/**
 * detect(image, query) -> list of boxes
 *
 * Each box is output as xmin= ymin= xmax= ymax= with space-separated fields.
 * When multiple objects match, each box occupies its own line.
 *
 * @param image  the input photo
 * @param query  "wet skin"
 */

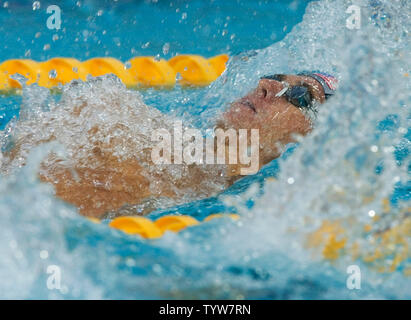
xmin=12 ymin=74 xmax=327 ymax=217
xmin=222 ymin=74 xmax=326 ymax=166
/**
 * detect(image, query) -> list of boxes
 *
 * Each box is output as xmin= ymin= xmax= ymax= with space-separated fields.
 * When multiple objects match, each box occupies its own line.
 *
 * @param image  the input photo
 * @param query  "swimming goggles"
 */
xmin=260 ymin=72 xmax=338 ymax=110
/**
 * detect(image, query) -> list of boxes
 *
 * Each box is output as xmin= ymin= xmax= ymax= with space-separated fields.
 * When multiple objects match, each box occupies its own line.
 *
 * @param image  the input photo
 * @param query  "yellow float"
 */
xmin=208 ymin=54 xmax=229 ymax=76
xmin=38 ymin=58 xmax=88 ymax=88
xmin=82 ymin=57 xmax=135 ymax=87
xmin=0 ymin=59 xmax=42 ymax=89
xmin=88 ymin=213 xmax=239 ymax=239
xmin=204 ymin=213 xmax=240 ymax=222
xmin=154 ymin=215 xmax=199 ymax=233
xmin=128 ymin=56 xmax=176 ymax=87
xmin=168 ymin=54 xmax=218 ymax=86
xmin=109 ymin=216 xmax=163 ymax=239
xmin=0 ymin=54 xmax=229 ymax=93
xmin=306 ymin=202 xmax=411 ymax=276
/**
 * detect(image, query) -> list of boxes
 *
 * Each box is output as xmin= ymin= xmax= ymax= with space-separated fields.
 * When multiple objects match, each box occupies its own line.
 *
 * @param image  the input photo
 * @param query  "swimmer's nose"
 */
xmin=256 ymin=78 xmax=285 ymax=102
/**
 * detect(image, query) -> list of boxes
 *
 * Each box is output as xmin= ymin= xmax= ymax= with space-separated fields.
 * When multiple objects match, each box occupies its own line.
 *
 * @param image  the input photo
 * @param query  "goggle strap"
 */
xmin=299 ymin=72 xmax=338 ymax=98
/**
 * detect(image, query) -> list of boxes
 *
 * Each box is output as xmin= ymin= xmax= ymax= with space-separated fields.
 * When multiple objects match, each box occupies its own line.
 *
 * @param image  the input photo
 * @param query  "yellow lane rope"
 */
xmin=0 ymin=54 xmax=229 ymax=92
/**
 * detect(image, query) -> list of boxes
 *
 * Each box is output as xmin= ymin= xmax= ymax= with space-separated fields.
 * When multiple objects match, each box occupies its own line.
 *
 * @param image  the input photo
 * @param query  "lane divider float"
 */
xmin=0 ymin=54 xmax=229 ymax=92
xmin=306 ymin=200 xmax=411 ymax=276
xmin=88 ymin=201 xmax=410 ymax=275
xmin=89 ymin=213 xmax=239 ymax=239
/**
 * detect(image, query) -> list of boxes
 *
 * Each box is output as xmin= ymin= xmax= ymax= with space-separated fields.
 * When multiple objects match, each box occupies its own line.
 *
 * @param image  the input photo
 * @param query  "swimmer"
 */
xmin=220 ymin=73 xmax=337 ymax=172
xmin=1 ymin=72 xmax=337 ymax=218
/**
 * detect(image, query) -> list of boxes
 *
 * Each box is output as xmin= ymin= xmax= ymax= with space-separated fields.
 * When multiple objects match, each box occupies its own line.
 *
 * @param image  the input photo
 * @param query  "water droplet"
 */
xmin=368 ymin=210 xmax=376 ymax=217
xmin=3 ymin=2 xmax=9 ymax=8
xmin=162 ymin=43 xmax=170 ymax=55
xmin=48 ymin=69 xmax=57 ymax=79
xmin=181 ymin=12 xmax=187 ymax=20
xmin=370 ymin=145 xmax=378 ymax=152
xmin=43 ymin=44 xmax=50 ymax=51
xmin=154 ymin=54 xmax=160 ymax=61
xmin=125 ymin=258 xmax=136 ymax=267
xmin=35 ymin=32 xmax=41 ymax=38
xmin=124 ymin=61 xmax=131 ymax=70
xmin=142 ymin=42 xmax=150 ymax=49
xmin=287 ymin=177 xmax=295 ymax=184
xmin=97 ymin=9 xmax=103 ymax=16
xmin=40 ymin=250 xmax=48 ymax=259
xmin=32 ymin=1 xmax=40 ymax=10
xmin=152 ymin=264 xmax=162 ymax=274
xmin=52 ymin=34 xmax=59 ymax=42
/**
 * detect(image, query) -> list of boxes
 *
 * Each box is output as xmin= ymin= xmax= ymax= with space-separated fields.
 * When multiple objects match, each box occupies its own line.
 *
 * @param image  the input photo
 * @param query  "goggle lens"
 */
xmin=260 ymin=74 xmax=313 ymax=109
xmin=286 ymin=86 xmax=312 ymax=109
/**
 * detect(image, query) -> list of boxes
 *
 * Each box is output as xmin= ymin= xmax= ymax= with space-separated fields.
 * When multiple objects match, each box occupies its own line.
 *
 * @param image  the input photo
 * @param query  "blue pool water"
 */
xmin=0 ymin=0 xmax=410 ymax=299
xmin=0 ymin=0 xmax=309 ymax=60
xmin=0 ymin=0 xmax=310 ymax=129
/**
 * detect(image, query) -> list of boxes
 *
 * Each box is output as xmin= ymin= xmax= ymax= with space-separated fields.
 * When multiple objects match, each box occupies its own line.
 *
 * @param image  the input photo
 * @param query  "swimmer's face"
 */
xmin=222 ymin=74 xmax=326 ymax=164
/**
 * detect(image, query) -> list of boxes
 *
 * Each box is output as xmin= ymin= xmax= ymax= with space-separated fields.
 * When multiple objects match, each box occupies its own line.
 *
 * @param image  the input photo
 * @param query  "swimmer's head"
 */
xmin=221 ymin=73 xmax=338 ymax=165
